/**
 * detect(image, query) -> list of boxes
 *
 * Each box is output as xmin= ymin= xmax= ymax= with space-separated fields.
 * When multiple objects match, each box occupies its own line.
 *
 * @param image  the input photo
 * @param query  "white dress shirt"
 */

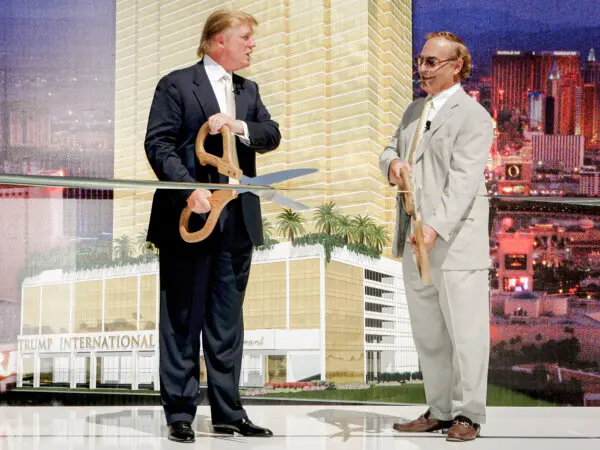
xmin=409 ymin=83 xmax=462 ymax=151
xmin=203 ymin=55 xmax=250 ymax=144
xmin=426 ymin=82 xmax=462 ymax=122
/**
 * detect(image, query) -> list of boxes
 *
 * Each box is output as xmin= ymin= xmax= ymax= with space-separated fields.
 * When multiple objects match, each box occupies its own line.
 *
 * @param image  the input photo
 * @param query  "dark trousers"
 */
xmin=158 ymin=200 xmax=253 ymax=425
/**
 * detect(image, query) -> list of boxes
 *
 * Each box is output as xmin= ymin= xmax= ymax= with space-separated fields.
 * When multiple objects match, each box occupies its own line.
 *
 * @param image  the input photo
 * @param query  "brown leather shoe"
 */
xmin=393 ymin=410 xmax=452 ymax=433
xmin=446 ymin=416 xmax=481 ymax=442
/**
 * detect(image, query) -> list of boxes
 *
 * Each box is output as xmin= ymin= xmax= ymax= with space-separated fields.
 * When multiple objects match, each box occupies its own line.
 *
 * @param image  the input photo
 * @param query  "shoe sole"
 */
xmin=167 ymin=436 xmax=196 ymax=443
xmin=393 ymin=427 xmax=450 ymax=434
xmin=446 ymin=430 xmax=481 ymax=442
xmin=213 ymin=426 xmax=273 ymax=437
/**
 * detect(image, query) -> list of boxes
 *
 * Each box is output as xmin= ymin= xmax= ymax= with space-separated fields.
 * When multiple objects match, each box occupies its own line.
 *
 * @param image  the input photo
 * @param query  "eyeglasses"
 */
xmin=414 ymin=56 xmax=457 ymax=69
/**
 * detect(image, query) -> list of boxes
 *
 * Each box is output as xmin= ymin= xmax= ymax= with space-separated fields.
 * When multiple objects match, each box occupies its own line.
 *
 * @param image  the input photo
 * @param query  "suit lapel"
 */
xmin=192 ymin=59 xmax=220 ymax=118
xmin=192 ymin=60 xmax=250 ymax=122
xmin=402 ymin=100 xmax=424 ymax=161
xmin=233 ymin=74 xmax=248 ymax=121
xmin=414 ymin=88 xmax=464 ymax=163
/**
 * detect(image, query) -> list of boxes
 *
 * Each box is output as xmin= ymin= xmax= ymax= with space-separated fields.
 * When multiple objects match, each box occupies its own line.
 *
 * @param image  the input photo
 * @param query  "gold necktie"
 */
xmin=401 ymin=97 xmax=432 ymax=219
xmin=407 ymin=96 xmax=433 ymax=165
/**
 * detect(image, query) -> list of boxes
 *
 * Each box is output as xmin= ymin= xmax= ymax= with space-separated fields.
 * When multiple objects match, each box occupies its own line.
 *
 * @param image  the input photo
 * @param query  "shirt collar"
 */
xmin=428 ymin=82 xmax=461 ymax=110
xmin=203 ymin=54 xmax=230 ymax=82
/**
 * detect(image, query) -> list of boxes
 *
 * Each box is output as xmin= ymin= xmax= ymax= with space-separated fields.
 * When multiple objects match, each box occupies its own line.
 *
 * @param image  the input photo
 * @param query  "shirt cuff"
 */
xmin=235 ymin=121 xmax=250 ymax=145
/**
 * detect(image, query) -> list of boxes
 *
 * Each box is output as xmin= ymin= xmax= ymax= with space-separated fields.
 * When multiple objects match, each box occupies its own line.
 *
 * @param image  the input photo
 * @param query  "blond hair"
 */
xmin=197 ymin=10 xmax=258 ymax=58
xmin=425 ymin=31 xmax=471 ymax=81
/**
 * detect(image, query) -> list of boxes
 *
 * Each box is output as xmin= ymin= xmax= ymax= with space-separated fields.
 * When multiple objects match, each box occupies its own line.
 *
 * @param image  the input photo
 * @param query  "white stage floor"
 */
xmin=0 ymin=404 xmax=599 ymax=449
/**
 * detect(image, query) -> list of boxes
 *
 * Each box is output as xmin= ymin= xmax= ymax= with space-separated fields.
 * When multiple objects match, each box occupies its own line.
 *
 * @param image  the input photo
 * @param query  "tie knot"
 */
xmin=422 ymin=97 xmax=433 ymax=116
xmin=222 ymin=72 xmax=232 ymax=84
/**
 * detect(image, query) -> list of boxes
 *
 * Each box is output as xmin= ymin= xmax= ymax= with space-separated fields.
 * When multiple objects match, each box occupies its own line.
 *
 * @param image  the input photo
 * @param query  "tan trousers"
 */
xmin=403 ymin=246 xmax=490 ymax=424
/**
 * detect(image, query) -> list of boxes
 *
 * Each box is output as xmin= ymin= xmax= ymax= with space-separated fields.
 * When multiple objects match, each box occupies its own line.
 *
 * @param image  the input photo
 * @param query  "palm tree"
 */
xmin=276 ymin=208 xmax=306 ymax=242
xmin=367 ymin=224 xmax=390 ymax=251
xmin=135 ymin=228 xmax=152 ymax=255
xmin=334 ymin=215 xmax=354 ymax=243
xmin=314 ymin=201 xmax=341 ymax=235
xmin=90 ymin=240 xmax=112 ymax=263
xmin=262 ymin=217 xmax=275 ymax=244
xmin=114 ymin=235 xmax=134 ymax=261
xmin=75 ymin=243 xmax=90 ymax=267
xmin=351 ymin=215 xmax=376 ymax=245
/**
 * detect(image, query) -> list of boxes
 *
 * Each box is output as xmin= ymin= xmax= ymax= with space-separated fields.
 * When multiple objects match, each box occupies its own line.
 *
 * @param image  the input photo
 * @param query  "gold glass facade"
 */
xmin=113 ymin=0 xmax=412 ymax=255
xmin=139 ymin=275 xmax=158 ymax=331
xmin=244 ymin=262 xmax=286 ymax=329
xmin=74 ymin=280 xmax=102 ymax=333
xmin=325 ymin=261 xmax=364 ymax=382
xmin=40 ymin=284 xmax=70 ymax=334
xmin=22 ymin=273 xmax=159 ymax=336
xmin=22 ymin=286 xmax=40 ymax=335
xmin=105 ymin=277 xmax=138 ymax=332
xmin=289 ymin=259 xmax=320 ymax=329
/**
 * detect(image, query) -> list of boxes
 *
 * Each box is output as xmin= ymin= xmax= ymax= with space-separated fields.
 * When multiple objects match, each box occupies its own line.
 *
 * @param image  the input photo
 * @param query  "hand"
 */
xmin=409 ymin=224 xmax=438 ymax=252
xmin=388 ymin=159 xmax=411 ymax=186
xmin=207 ymin=113 xmax=245 ymax=136
xmin=187 ymin=189 xmax=212 ymax=214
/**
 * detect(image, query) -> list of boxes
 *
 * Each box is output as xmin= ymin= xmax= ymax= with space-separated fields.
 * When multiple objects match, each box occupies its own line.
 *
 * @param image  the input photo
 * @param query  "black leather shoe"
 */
xmin=168 ymin=421 xmax=195 ymax=443
xmin=213 ymin=417 xmax=273 ymax=437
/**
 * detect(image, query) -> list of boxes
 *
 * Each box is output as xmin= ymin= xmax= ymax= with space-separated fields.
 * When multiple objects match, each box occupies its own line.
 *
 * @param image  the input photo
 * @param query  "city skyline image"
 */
xmin=0 ymin=0 xmax=116 ymax=355
xmin=414 ymin=0 xmax=600 ymax=406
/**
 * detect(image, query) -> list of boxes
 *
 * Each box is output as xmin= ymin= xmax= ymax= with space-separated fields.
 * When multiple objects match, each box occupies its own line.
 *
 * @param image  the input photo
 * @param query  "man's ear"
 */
xmin=453 ymin=58 xmax=464 ymax=77
xmin=214 ymin=34 xmax=225 ymax=47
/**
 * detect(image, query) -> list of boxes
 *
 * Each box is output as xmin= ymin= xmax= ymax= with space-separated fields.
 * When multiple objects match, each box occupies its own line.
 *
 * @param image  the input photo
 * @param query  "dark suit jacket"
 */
xmin=144 ymin=59 xmax=281 ymax=252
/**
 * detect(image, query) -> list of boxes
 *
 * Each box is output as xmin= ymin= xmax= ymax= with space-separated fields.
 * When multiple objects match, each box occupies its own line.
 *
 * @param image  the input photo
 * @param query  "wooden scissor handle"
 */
xmin=178 ymin=123 xmax=242 ymax=243
xmin=412 ymin=215 xmax=432 ymax=285
xmin=196 ymin=122 xmax=242 ymax=179
xmin=400 ymin=166 xmax=415 ymax=216
xmin=179 ymin=190 xmax=238 ymax=243
xmin=399 ymin=165 xmax=431 ymax=285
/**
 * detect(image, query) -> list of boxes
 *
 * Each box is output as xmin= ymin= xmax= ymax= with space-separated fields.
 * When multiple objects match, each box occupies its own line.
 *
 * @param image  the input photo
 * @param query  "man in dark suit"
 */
xmin=144 ymin=10 xmax=280 ymax=443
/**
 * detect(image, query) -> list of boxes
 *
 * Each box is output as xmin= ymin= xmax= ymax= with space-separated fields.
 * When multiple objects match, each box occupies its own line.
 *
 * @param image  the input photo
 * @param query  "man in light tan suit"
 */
xmin=379 ymin=32 xmax=493 ymax=442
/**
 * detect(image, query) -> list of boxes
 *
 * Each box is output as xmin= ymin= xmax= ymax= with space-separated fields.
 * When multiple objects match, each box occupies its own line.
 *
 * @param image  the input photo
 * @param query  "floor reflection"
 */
xmin=0 ymin=405 xmax=599 ymax=450
xmin=307 ymin=408 xmax=401 ymax=440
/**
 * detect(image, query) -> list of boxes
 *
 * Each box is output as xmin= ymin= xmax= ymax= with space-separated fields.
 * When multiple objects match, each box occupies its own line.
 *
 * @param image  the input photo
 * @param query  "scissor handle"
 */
xmin=179 ymin=190 xmax=238 ymax=243
xmin=412 ymin=215 xmax=431 ymax=285
xmin=196 ymin=122 xmax=242 ymax=180
xmin=399 ymin=165 xmax=431 ymax=285
xmin=178 ymin=123 xmax=242 ymax=243
xmin=400 ymin=166 xmax=415 ymax=216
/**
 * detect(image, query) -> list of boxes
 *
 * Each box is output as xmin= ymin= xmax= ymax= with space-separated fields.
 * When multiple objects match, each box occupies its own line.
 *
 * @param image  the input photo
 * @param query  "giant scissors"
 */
xmin=400 ymin=165 xmax=431 ymax=285
xmin=179 ymin=122 xmax=316 ymax=242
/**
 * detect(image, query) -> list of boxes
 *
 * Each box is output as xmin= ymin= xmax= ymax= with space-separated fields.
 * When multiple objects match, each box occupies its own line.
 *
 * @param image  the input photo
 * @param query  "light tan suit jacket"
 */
xmin=379 ymin=88 xmax=494 ymax=270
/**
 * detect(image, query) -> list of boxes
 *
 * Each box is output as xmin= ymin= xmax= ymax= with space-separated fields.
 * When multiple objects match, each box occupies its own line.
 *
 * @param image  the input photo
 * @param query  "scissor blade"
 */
xmin=252 ymin=189 xmax=311 ymax=211
xmin=0 ymin=173 xmax=270 ymax=192
xmin=241 ymin=168 xmax=317 ymax=186
xmin=499 ymin=196 xmax=600 ymax=206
